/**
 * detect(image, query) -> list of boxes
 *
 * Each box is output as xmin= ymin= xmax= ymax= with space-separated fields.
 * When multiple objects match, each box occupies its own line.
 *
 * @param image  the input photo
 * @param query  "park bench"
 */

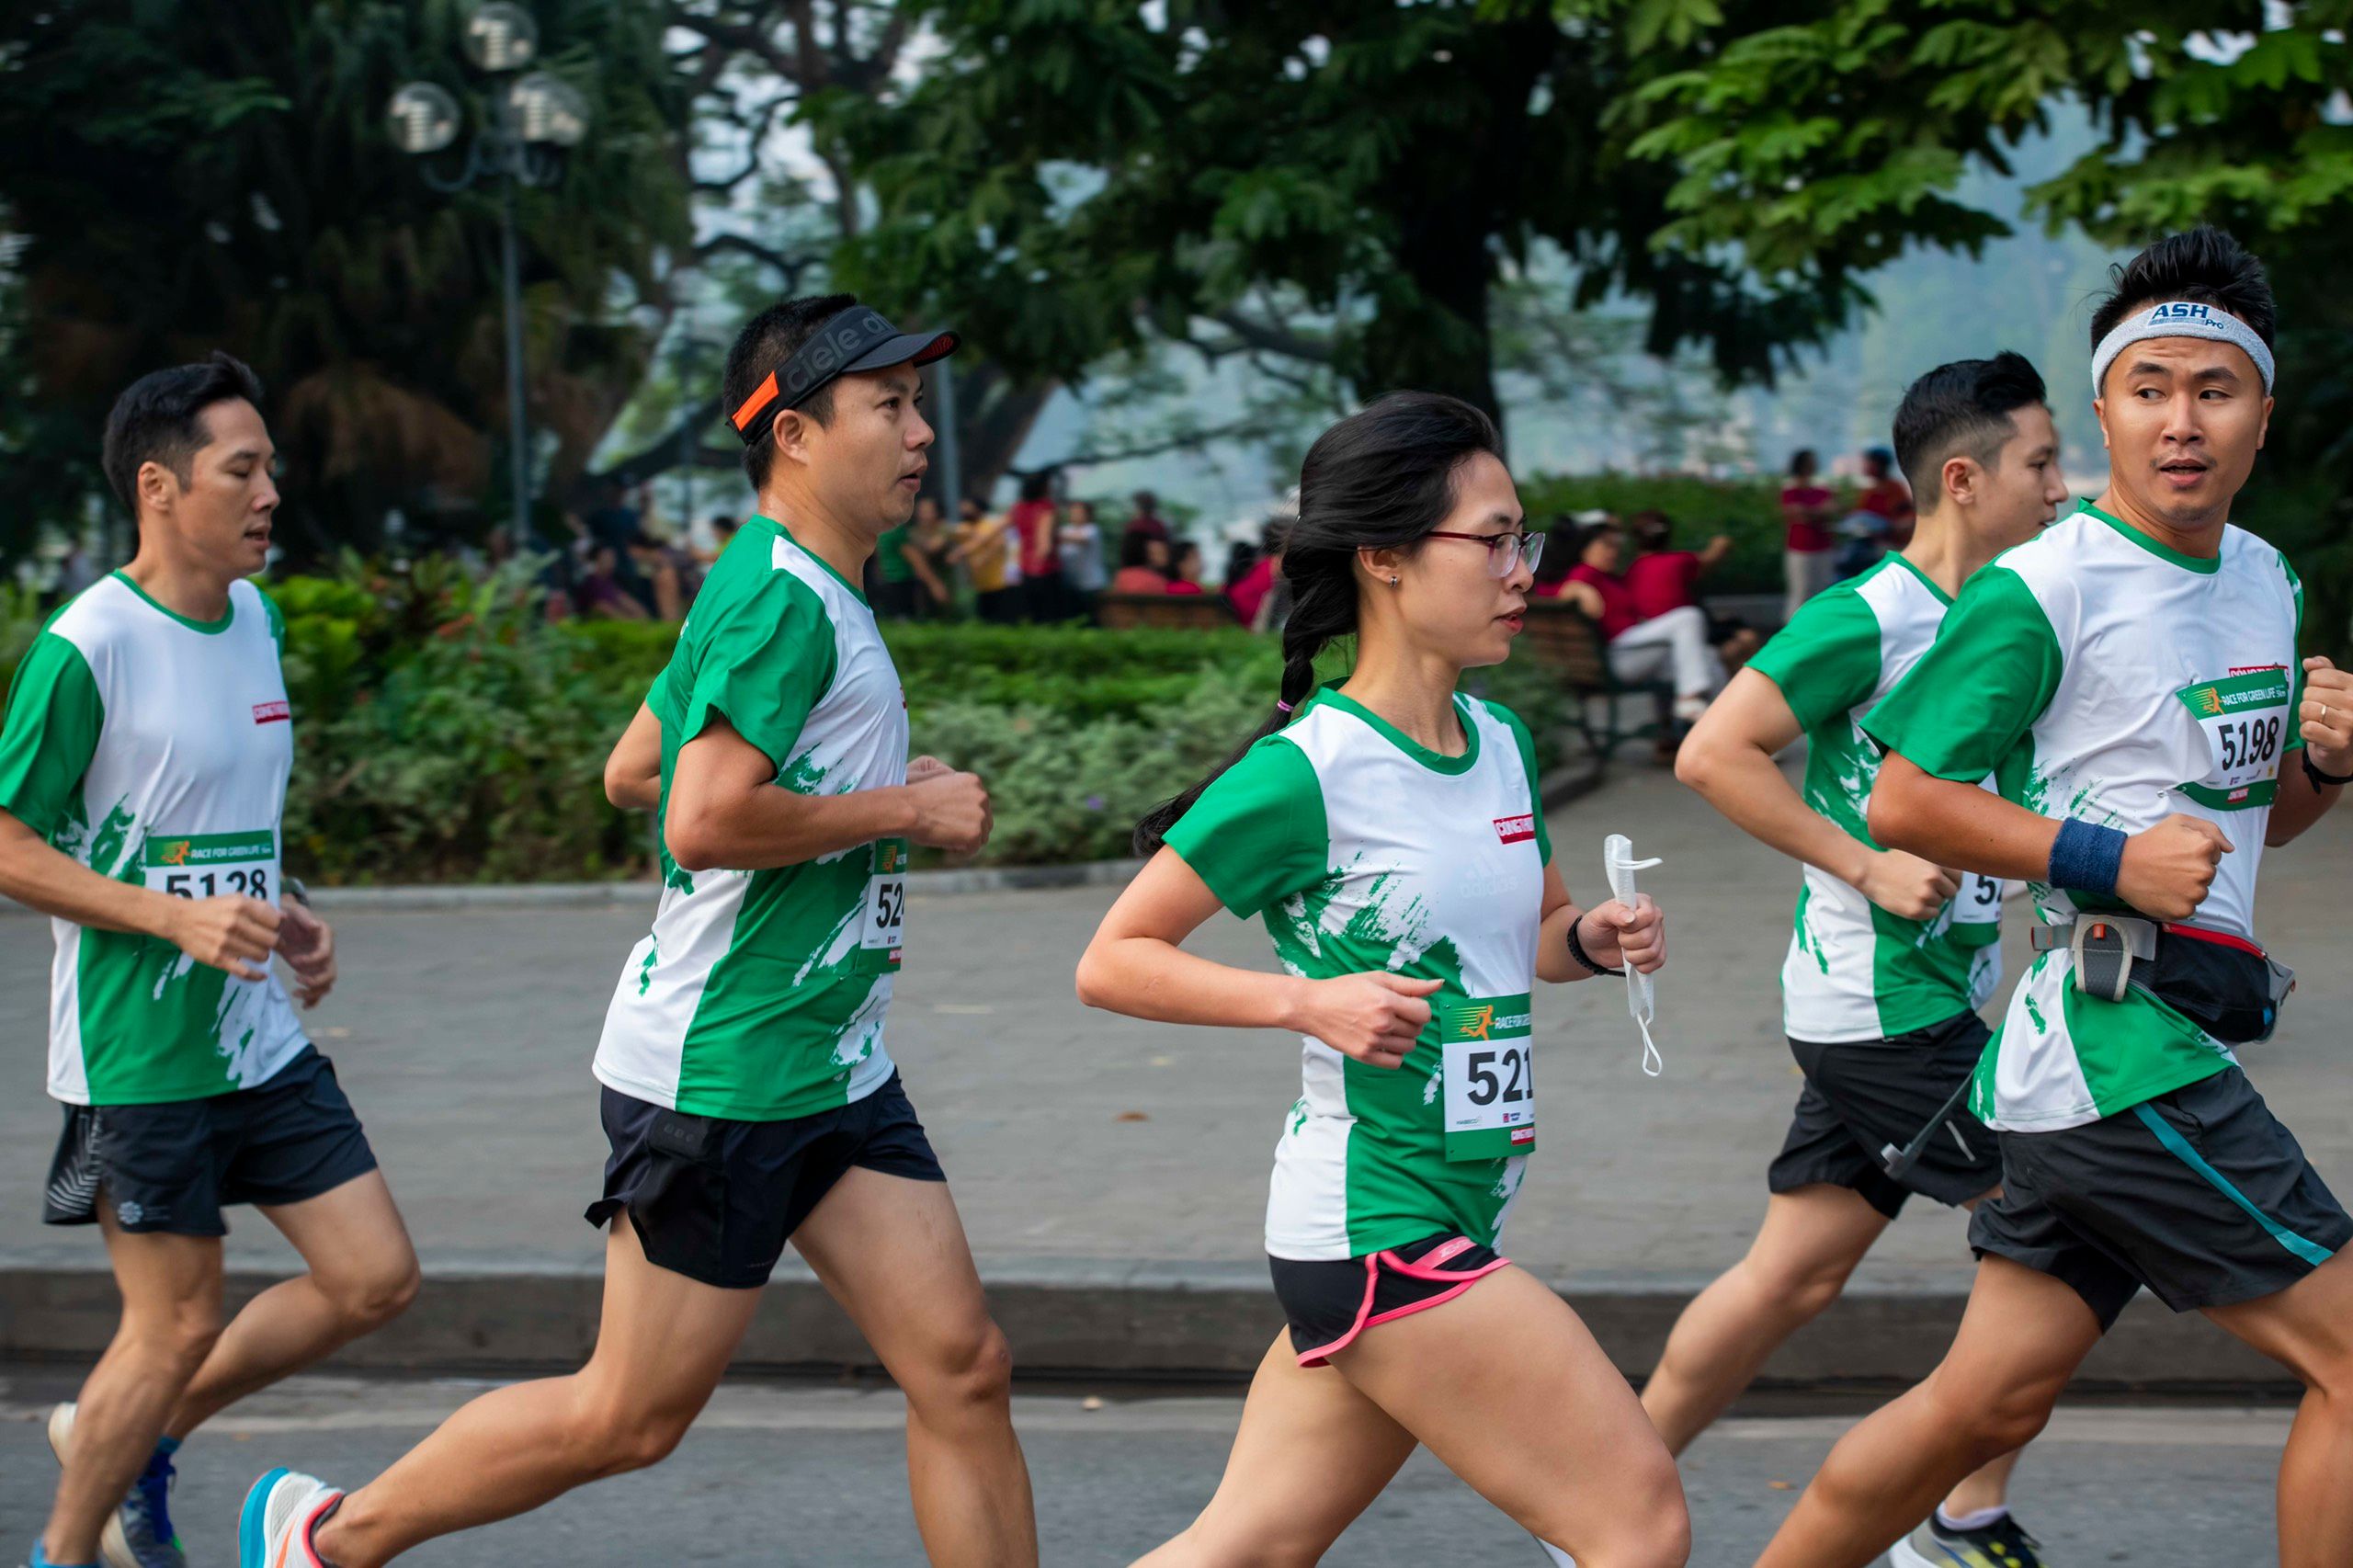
xmin=1095 ymin=592 xmax=1241 ymax=632
xmin=1517 ymin=598 xmax=1671 ymax=767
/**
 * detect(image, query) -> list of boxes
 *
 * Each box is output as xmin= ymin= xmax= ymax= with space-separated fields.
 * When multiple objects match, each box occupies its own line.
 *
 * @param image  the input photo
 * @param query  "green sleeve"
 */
xmin=0 ymin=631 xmax=105 ymax=839
xmin=256 ymin=585 xmax=286 ymax=653
xmin=1164 ymin=735 xmax=1330 ymax=916
xmin=2284 ymin=555 xmax=2307 ymax=754
xmin=1862 ymin=565 xmax=2063 ymax=783
xmin=1483 ymin=699 xmax=1552 ymax=866
xmin=1747 ymin=585 xmax=1881 ymax=733
xmin=678 ymin=572 xmax=838 ymax=773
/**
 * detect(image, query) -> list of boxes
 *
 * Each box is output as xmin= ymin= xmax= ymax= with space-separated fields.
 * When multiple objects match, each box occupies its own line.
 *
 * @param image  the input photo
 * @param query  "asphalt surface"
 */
xmin=0 ymin=1367 xmax=2291 ymax=1565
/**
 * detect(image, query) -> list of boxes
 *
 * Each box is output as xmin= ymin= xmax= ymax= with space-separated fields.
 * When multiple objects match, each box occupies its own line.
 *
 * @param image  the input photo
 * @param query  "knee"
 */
xmin=903 ymin=1317 xmax=1015 ymax=1428
xmin=1747 ymin=1251 xmax=1857 ymax=1324
xmin=572 ymin=1391 xmax=698 ymax=1477
xmin=126 ymin=1298 xmax=223 ymax=1375
xmin=324 ymin=1250 xmax=422 ymax=1332
xmin=1925 ymin=1366 xmax=2054 ymax=1460
xmin=1552 ymin=1454 xmax=1689 ymax=1568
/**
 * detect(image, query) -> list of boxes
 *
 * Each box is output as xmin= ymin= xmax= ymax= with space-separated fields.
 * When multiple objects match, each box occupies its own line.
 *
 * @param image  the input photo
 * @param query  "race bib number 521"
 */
xmin=862 ymin=837 xmax=908 ymax=959
xmin=1439 ymin=992 xmax=1535 ymax=1162
xmin=142 ymin=831 xmax=276 ymax=902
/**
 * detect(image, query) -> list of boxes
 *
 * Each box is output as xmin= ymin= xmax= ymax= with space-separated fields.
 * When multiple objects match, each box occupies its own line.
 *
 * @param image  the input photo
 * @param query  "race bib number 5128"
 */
xmin=1438 ymin=992 xmax=1535 ymax=1162
xmin=142 ymin=831 xmax=276 ymax=902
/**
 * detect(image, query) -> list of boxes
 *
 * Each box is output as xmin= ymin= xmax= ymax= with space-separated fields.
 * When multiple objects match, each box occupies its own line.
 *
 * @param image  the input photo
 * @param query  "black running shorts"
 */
xmin=1969 ymin=1066 xmax=2352 ymax=1329
xmin=1268 ymin=1233 xmax=1511 ymax=1368
xmin=1771 ymin=1009 xmax=2004 ymax=1218
xmin=587 ymin=1070 xmax=946 ymax=1290
xmin=42 ymin=1048 xmax=379 ymax=1236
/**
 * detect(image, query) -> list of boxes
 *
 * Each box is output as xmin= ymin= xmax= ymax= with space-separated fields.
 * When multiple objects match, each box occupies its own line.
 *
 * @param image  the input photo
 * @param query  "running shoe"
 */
xmin=28 ymin=1537 xmax=98 ymax=1568
xmin=1889 ymin=1510 xmax=2048 ymax=1567
xmin=238 ymin=1470 xmax=342 ymax=1568
xmin=44 ymin=1404 xmax=185 ymax=1568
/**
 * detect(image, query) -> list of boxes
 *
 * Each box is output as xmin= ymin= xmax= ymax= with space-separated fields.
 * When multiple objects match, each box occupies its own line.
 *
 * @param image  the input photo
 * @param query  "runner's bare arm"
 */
xmin=1870 ymin=752 xmax=2062 ymax=881
xmin=2268 ymin=656 xmax=2351 ymax=846
xmin=1076 ymin=847 xmax=1435 ymax=1068
xmin=1532 ymin=858 xmax=1665 ymax=983
xmin=1679 ymin=668 xmax=1957 ymax=920
xmin=603 ymin=701 xmax=664 ymax=812
xmin=0 ymin=807 xmax=277 ymax=978
xmin=664 ymin=710 xmax=988 ymax=869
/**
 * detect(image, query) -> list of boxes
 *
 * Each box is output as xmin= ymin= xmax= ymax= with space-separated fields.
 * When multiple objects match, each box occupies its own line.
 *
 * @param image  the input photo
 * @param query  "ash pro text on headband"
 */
xmin=2091 ymin=300 xmax=2276 ymax=397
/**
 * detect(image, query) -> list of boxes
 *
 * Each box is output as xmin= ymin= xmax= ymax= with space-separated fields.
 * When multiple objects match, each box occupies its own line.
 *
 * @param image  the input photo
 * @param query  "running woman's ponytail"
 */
xmin=1133 ymin=392 xmax=1502 ymax=854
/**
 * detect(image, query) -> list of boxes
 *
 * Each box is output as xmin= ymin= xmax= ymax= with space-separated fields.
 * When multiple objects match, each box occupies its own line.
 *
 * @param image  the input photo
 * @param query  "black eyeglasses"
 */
xmin=1425 ymin=529 xmax=1544 ymax=578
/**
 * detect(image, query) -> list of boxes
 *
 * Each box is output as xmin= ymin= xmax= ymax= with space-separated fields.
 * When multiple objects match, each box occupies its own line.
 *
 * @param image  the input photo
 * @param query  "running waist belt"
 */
xmin=2031 ymin=917 xmax=2294 ymax=1045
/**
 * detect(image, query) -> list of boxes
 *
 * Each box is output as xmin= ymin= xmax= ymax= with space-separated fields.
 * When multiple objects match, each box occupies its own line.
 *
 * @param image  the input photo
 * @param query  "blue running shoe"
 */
xmin=1890 ymin=1509 xmax=2049 ymax=1567
xmin=44 ymin=1404 xmax=184 ymax=1568
xmin=28 ymin=1536 xmax=100 ymax=1567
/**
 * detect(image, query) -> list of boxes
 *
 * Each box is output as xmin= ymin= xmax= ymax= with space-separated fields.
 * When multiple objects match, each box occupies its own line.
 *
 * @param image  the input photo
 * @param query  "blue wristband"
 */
xmin=2048 ymin=818 xmax=2126 ymax=897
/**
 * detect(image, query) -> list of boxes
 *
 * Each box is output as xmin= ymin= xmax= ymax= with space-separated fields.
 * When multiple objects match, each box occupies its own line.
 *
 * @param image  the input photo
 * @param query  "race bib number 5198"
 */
xmin=2176 ymin=669 xmax=2291 ymax=809
xmin=1439 ymin=992 xmax=1535 ymax=1162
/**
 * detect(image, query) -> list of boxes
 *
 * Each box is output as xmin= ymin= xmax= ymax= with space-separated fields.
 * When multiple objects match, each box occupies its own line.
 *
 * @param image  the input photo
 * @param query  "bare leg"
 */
xmin=1754 ymin=1257 xmax=2100 ymax=1568
xmin=313 ymin=1218 xmax=761 ymax=1567
xmin=1131 ymin=1333 xmax=1416 ymax=1568
xmin=43 ymin=1218 xmax=223 ymax=1565
xmin=2203 ymin=1251 xmax=2353 ymax=1568
xmin=1334 ymin=1266 xmax=1689 ymax=1568
xmin=791 ymin=1170 xmax=1037 ymax=1568
xmin=1937 ymin=1446 xmax=2020 ymax=1517
xmin=166 ymin=1171 xmax=419 ymax=1438
xmin=1642 ymin=1186 xmax=1888 ymax=1453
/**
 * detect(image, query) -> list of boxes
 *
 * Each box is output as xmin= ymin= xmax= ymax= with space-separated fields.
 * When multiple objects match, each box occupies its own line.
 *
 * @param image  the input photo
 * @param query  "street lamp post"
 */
xmin=387 ymin=4 xmax=589 ymax=535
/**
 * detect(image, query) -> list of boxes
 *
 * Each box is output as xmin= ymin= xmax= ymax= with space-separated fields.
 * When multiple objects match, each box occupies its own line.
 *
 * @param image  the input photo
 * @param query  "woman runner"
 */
xmin=1075 ymin=392 xmax=1688 ymax=1568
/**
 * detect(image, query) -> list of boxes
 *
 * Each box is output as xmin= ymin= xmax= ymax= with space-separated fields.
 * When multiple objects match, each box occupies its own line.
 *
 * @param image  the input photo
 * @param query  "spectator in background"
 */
xmin=1058 ymin=497 xmax=1108 ymax=616
xmin=1007 ymin=470 xmax=1064 ymax=621
xmin=1780 ymin=449 xmax=1837 ymax=622
xmin=905 ymin=494 xmax=955 ymax=618
xmin=1835 ymin=444 xmax=1917 ymax=575
xmin=1123 ymin=489 xmax=1170 ymax=549
xmin=1626 ymin=509 xmax=1760 ymax=670
xmin=1556 ymin=519 xmax=1724 ymax=724
xmin=949 ymin=494 xmax=1021 ymax=624
xmin=1529 ymin=512 xmax=1590 ymax=598
xmin=1109 ymin=531 xmax=1172 ymax=595
xmin=1225 ymin=520 xmax=1284 ymax=630
xmin=1166 ymin=540 xmax=1208 ymax=596
xmin=575 ymin=544 xmax=649 ymax=620
xmin=584 ymin=477 xmax=655 ymax=614
xmin=700 ymin=513 xmax=740 ymax=565
xmin=1222 ymin=538 xmax=1260 ymax=592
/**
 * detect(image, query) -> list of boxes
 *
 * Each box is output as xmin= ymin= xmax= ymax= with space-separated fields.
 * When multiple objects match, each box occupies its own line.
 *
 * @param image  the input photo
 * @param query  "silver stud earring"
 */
xmin=1389 ymin=574 xmax=1400 ymax=586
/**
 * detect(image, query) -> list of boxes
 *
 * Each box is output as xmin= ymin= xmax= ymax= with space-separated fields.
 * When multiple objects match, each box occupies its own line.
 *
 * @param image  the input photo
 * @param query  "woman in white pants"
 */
xmin=1558 ymin=522 xmax=1724 ymax=722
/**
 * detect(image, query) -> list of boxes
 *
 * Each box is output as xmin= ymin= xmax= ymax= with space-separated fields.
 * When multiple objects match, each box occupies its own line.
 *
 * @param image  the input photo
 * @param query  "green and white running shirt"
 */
xmin=595 ymin=516 xmax=907 ymax=1121
xmin=1865 ymin=502 xmax=2305 ymax=1132
xmin=1747 ymin=554 xmax=2003 ymax=1043
xmin=1165 ymin=688 xmax=1550 ymax=1261
xmin=0 ymin=574 xmax=308 ymax=1106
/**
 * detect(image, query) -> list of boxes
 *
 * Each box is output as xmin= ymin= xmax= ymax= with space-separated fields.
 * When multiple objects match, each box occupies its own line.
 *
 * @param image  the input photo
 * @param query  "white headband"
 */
xmin=2092 ymin=300 xmax=2275 ymax=396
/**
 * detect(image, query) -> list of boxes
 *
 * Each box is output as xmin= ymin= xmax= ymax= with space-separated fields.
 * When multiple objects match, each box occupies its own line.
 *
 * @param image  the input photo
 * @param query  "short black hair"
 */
xmin=100 ymin=352 xmax=265 ymax=513
xmin=2089 ymin=227 xmax=2275 ymax=353
xmin=1892 ymin=351 xmax=2049 ymax=505
xmin=722 ymin=292 xmax=857 ymax=490
xmin=1789 ymin=449 xmax=1817 ymax=479
xmin=1628 ymin=509 xmax=1673 ymax=551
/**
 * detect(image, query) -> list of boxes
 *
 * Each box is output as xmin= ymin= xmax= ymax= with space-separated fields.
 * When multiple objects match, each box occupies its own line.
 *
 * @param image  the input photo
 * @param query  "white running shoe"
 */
xmin=237 ymin=1470 xmax=343 ymax=1568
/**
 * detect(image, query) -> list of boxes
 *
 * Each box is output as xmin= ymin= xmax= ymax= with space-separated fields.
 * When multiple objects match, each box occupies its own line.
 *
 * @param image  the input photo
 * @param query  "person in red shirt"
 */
xmin=1848 ymin=445 xmax=1917 ymax=558
xmin=1109 ymin=531 xmax=1172 ymax=595
xmin=1555 ymin=520 xmax=1724 ymax=722
xmin=1779 ymin=449 xmax=1836 ymax=622
xmin=1625 ymin=510 xmax=1760 ymax=669
xmin=1007 ymin=470 xmax=1063 ymax=621
xmin=1165 ymin=540 xmax=1209 ymax=596
xmin=1224 ymin=522 xmax=1285 ymax=630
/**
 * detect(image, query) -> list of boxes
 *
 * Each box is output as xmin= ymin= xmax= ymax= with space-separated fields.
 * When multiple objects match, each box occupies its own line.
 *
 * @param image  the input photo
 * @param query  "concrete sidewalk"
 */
xmin=6 ymin=767 xmax=2347 ymax=1389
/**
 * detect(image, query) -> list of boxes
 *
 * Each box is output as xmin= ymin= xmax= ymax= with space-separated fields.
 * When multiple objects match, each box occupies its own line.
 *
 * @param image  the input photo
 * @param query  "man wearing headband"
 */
xmin=241 ymin=295 xmax=1040 ymax=1568
xmin=1754 ymin=230 xmax=2353 ymax=1566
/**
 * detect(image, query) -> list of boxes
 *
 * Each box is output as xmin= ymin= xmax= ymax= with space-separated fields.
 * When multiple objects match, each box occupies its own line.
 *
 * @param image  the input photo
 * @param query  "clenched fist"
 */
xmin=2116 ymin=813 xmax=2230 ymax=922
xmin=1290 ymin=971 xmax=1442 ymax=1069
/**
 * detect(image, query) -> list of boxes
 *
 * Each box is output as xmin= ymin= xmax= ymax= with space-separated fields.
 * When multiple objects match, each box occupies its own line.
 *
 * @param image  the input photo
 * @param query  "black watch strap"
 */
xmin=2303 ymin=751 xmax=2353 ymax=789
xmin=1566 ymin=914 xmax=1624 ymax=978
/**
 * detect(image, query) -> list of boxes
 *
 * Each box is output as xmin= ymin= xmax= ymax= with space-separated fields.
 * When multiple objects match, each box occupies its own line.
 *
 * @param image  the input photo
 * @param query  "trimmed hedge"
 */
xmin=1 ymin=564 xmax=1581 ymax=882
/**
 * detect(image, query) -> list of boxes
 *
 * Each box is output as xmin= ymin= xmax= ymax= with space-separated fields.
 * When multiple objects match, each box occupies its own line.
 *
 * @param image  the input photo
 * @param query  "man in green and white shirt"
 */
xmin=1756 ymin=231 xmax=2353 ymax=1568
xmin=3 ymin=356 xmax=417 ymax=1568
xmin=1644 ymin=353 xmax=2069 ymax=1568
xmin=261 ymin=297 xmax=1040 ymax=1568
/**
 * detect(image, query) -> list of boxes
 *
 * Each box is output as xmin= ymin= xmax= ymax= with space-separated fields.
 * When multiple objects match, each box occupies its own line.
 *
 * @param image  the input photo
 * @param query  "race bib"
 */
xmin=861 ymin=837 xmax=908 ymax=956
xmin=1438 ymin=992 xmax=1536 ymax=1162
xmin=142 ymin=831 xmax=277 ymax=903
xmin=1951 ymin=873 xmax=2003 ymax=927
xmin=2177 ymin=670 xmax=2290 ymax=808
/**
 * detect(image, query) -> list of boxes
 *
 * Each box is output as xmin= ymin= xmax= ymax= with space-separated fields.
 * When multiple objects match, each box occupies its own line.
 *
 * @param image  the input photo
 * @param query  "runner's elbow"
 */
xmin=1867 ymin=777 xmax=1927 ymax=854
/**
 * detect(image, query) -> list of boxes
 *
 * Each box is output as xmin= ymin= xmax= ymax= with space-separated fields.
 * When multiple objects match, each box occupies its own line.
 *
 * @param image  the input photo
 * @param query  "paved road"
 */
xmin=9 ymin=767 xmax=2347 ymax=1296
xmin=0 ymin=1367 xmax=2290 ymax=1565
